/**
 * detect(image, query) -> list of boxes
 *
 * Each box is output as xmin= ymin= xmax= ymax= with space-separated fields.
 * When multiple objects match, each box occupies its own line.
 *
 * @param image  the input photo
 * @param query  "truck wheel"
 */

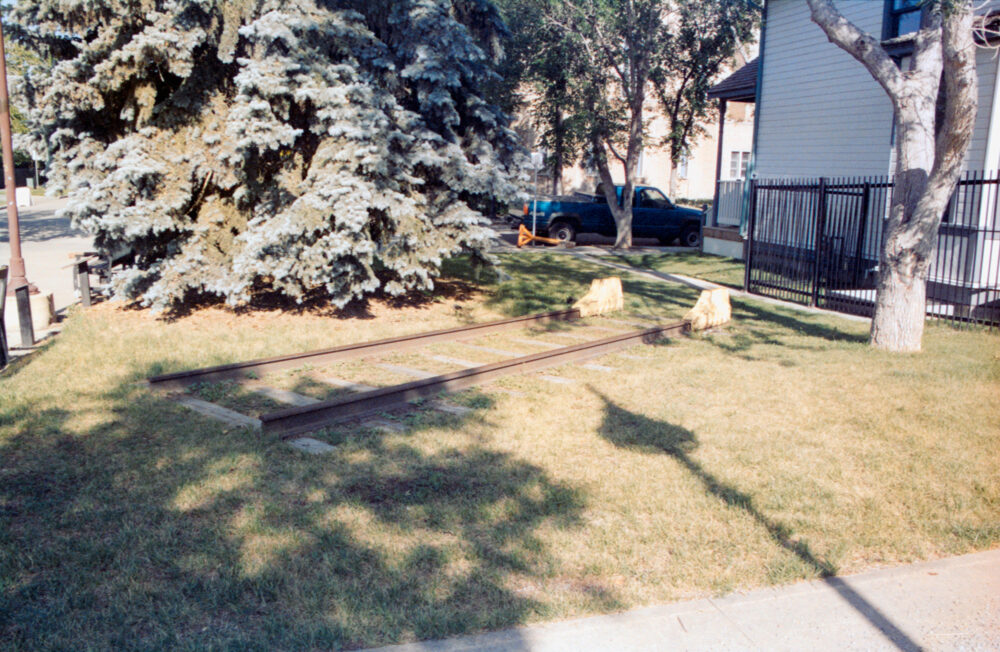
xmin=549 ymin=221 xmax=576 ymax=243
xmin=681 ymin=224 xmax=701 ymax=248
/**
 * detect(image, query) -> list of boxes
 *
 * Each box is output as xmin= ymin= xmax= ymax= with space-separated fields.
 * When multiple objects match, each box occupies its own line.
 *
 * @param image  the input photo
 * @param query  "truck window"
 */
xmin=638 ymin=188 xmax=672 ymax=209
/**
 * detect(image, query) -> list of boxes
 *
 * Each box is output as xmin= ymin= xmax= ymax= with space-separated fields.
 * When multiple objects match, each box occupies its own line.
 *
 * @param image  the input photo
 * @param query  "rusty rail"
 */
xmin=148 ymin=308 xmax=582 ymax=389
xmin=261 ymin=320 xmax=688 ymax=438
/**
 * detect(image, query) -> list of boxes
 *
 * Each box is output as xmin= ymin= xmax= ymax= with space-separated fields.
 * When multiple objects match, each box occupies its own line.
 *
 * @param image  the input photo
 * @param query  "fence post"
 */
xmin=76 ymin=260 xmax=92 ymax=308
xmin=0 ymin=266 xmax=7 ymax=368
xmin=853 ymin=182 xmax=871 ymax=287
xmin=810 ymin=177 xmax=827 ymax=307
xmin=744 ymin=178 xmax=758 ymax=292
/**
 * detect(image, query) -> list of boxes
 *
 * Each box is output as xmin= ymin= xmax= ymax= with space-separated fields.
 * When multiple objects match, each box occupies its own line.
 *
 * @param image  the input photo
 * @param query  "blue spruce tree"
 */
xmin=12 ymin=0 xmax=522 ymax=309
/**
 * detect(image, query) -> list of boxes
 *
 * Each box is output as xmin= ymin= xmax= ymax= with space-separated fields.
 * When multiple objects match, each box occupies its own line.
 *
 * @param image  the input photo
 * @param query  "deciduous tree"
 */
xmin=496 ymin=0 xmax=587 ymax=195
xmin=652 ymin=1 xmax=757 ymax=198
xmin=532 ymin=0 xmax=756 ymax=248
xmin=808 ymin=0 xmax=978 ymax=352
xmin=539 ymin=0 xmax=664 ymax=248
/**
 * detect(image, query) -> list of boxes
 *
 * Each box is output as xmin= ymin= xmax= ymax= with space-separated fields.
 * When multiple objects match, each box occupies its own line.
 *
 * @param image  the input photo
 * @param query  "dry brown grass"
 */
xmin=0 ymin=252 xmax=997 ymax=650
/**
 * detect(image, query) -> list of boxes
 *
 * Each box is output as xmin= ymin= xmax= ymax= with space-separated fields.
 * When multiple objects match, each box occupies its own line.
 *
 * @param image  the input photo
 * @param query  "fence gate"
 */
xmin=744 ymin=173 xmax=1000 ymax=327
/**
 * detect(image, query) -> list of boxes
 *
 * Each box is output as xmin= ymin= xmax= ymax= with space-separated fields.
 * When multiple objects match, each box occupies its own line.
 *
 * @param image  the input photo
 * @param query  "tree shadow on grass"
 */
xmin=592 ymin=390 xmax=922 ymax=652
xmin=0 ymin=365 xmax=598 ymax=650
xmin=696 ymin=299 xmax=869 ymax=362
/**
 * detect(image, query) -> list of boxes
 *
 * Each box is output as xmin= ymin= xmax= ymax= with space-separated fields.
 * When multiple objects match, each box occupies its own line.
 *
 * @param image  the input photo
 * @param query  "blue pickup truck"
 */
xmin=520 ymin=185 xmax=704 ymax=246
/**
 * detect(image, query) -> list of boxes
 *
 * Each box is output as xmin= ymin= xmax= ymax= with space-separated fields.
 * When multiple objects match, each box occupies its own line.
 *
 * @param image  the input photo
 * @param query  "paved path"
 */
xmin=367 ymin=548 xmax=1000 ymax=651
xmin=1 ymin=195 xmax=85 ymax=347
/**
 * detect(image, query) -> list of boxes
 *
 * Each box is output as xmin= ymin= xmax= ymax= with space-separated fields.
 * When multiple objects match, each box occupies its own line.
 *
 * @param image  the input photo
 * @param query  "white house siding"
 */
xmin=971 ymin=48 xmax=999 ymax=171
xmin=755 ymin=0 xmax=894 ymax=179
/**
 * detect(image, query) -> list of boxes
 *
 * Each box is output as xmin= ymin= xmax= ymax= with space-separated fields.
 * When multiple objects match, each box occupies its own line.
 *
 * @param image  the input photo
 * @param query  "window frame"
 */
xmin=883 ymin=0 xmax=924 ymax=41
xmin=729 ymin=151 xmax=750 ymax=180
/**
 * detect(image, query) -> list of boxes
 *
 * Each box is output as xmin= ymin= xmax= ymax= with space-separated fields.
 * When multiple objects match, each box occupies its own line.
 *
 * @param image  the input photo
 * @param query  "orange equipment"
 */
xmin=517 ymin=224 xmax=564 ymax=248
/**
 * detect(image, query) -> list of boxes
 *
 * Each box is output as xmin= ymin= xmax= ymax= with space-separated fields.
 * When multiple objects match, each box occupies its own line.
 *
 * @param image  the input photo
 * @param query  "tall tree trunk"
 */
xmin=613 ymin=89 xmax=645 ymax=249
xmin=871 ymin=249 xmax=929 ymax=350
xmin=591 ymin=133 xmax=632 ymax=248
xmin=551 ymin=110 xmax=564 ymax=195
xmin=873 ymin=106 xmax=936 ymax=351
xmin=808 ymin=0 xmax=977 ymax=352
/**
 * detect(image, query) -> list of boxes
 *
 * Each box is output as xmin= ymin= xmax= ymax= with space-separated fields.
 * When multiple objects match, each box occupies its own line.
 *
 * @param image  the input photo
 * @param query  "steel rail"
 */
xmin=148 ymin=308 xmax=582 ymax=389
xmin=261 ymin=320 xmax=689 ymax=438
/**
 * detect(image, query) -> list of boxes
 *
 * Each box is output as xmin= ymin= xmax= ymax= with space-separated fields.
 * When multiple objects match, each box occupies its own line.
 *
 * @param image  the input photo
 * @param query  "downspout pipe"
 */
xmin=742 ymin=0 xmax=768 ymax=236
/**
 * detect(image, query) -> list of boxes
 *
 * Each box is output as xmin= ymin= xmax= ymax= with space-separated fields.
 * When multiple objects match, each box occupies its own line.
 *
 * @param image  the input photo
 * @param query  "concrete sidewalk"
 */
xmin=1 ymin=195 xmax=85 ymax=348
xmin=368 ymin=549 xmax=1000 ymax=651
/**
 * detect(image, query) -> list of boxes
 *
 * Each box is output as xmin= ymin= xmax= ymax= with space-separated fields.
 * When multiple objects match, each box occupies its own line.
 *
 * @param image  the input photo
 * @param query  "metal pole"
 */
xmin=744 ymin=179 xmax=757 ymax=292
xmin=531 ymin=166 xmax=538 ymax=238
xmin=811 ymin=177 xmax=827 ymax=308
xmin=0 ymin=15 xmax=29 ymax=294
xmin=710 ymin=100 xmax=727 ymax=228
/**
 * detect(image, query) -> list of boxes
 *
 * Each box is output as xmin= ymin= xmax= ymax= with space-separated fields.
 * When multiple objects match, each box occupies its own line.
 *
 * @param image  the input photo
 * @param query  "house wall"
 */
xmin=970 ymin=48 xmax=999 ymax=172
xmin=557 ymin=105 xmax=754 ymax=201
xmin=755 ymin=0 xmax=894 ymax=179
xmin=757 ymin=0 xmax=1000 ymax=179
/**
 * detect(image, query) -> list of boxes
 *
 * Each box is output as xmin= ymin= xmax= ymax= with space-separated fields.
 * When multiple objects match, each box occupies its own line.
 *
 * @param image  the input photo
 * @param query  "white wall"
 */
xmin=755 ymin=0 xmax=894 ymax=178
xmin=757 ymin=0 xmax=1000 ymax=179
xmin=963 ymin=48 xmax=997 ymax=170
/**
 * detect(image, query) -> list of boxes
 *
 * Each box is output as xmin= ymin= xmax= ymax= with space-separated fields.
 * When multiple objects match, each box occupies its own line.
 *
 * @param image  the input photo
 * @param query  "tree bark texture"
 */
xmin=808 ymin=0 xmax=977 ymax=352
xmin=551 ymin=110 xmax=564 ymax=195
xmin=592 ymin=133 xmax=633 ymax=249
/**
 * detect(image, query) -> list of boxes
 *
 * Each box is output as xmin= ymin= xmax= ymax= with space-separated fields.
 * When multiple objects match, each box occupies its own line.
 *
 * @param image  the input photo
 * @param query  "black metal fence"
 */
xmin=744 ymin=172 xmax=1000 ymax=327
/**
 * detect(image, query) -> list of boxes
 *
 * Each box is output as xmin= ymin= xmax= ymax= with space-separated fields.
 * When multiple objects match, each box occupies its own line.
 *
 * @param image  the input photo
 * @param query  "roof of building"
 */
xmin=707 ymin=57 xmax=758 ymax=102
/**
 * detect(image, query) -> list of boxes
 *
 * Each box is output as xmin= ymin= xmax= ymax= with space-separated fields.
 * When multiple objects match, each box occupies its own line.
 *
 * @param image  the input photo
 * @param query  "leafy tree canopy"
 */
xmin=11 ymin=0 xmax=523 ymax=309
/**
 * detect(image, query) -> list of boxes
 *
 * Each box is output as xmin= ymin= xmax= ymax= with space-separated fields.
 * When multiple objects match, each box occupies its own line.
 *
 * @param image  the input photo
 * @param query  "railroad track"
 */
xmin=147 ymin=308 xmax=689 ymax=443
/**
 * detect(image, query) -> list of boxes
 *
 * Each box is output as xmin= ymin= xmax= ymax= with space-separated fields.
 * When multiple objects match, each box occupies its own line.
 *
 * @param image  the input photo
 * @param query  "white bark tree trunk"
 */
xmin=808 ymin=0 xmax=977 ymax=352
xmin=592 ymin=136 xmax=633 ymax=249
xmin=668 ymin=160 xmax=679 ymax=199
xmin=591 ymin=85 xmax=645 ymax=250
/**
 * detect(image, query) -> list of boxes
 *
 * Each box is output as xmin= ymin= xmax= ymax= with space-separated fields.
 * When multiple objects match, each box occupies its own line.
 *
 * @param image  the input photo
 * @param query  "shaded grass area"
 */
xmin=479 ymin=253 xmax=702 ymax=318
xmin=1 ymin=253 xmax=998 ymax=650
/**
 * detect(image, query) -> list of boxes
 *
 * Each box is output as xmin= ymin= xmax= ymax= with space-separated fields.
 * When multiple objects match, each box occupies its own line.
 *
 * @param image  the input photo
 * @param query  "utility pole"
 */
xmin=0 ymin=13 xmax=28 ymax=293
xmin=0 ymin=14 xmax=34 ymax=347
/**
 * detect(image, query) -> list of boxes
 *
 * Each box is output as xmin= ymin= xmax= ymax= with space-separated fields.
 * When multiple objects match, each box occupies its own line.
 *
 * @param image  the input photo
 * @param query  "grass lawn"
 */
xmin=615 ymin=251 xmax=746 ymax=289
xmin=1 ymin=252 xmax=998 ymax=650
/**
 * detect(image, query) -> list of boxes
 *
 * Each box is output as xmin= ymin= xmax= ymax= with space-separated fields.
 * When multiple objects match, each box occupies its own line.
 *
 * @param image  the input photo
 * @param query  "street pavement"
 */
xmin=367 ymin=548 xmax=1000 ymax=652
xmin=489 ymin=220 xmax=693 ymax=255
xmin=1 ymin=195 xmax=85 ymax=348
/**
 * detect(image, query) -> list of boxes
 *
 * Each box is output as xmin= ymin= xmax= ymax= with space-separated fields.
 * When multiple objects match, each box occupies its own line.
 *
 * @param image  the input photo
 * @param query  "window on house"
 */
xmin=729 ymin=151 xmax=750 ymax=179
xmin=886 ymin=0 xmax=922 ymax=39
